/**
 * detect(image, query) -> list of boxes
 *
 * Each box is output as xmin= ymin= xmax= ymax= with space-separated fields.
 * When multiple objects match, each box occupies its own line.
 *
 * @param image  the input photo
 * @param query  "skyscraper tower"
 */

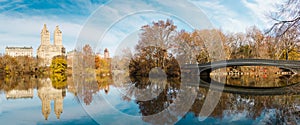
xmin=54 ymin=25 xmax=62 ymax=46
xmin=41 ymin=24 xmax=50 ymax=45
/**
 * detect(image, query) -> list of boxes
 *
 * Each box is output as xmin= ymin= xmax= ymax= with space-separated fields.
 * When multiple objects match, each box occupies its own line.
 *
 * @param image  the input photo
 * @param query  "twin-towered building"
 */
xmin=5 ymin=24 xmax=65 ymax=66
xmin=37 ymin=24 xmax=66 ymax=66
xmin=5 ymin=24 xmax=111 ymax=67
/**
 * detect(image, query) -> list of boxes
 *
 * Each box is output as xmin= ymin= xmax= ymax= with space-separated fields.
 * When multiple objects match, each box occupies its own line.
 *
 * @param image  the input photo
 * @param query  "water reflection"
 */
xmin=38 ymin=78 xmax=66 ymax=120
xmin=211 ymin=66 xmax=300 ymax=88
xmin=96 ymin=76 xmax=113 ymax=95
xmin=91 ymin=69 xmax=300 ymax=124
xmin=1 ymin=68 xmax=300 ymax=124
xmin=131 ymin=76 xmax=299 ymax=124
xmin=186 ymin=90 xmax=300 ymax=124
xmin=130 ymin=76 xmax=181 ymax=116
xmin=0 ymin=75 xmax=67 ymax=120
xmin=0 ymin=74 xmax=99 ymax=124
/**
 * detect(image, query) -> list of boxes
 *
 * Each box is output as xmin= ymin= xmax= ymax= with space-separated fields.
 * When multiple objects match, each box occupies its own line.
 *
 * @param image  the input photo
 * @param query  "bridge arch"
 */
xmin=183 ymin=59 xmax=300 ymax=95
xmin=198 ymin=59 xmax=299 ymax=76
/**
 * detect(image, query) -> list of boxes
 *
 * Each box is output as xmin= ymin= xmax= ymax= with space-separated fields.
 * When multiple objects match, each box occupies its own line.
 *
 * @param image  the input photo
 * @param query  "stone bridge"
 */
xmin=181 ymin=59 xmax=300 ymax=95
xmin=182 ymin=59 xmax=300 ymax=76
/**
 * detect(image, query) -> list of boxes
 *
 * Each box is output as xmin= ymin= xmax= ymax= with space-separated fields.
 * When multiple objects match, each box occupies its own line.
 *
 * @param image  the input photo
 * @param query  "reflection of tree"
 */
xmin=188 ymin=87 xmax=208 ymax=117
xmin=276 ymin=100 xmax=300 ymax=124
xmin=132 ymin=77 xmax=180 ymax=116
xmin=0 ymin=75 xmax=36 ymax=92
xmin=95 ymin=57 xmax=111 ymax=76
xmin=187 ymin=89 xmax=300 ymax=123
xmin=51 ymin=73 xmax=67 ymax=89
xmin=0 ymin=75 xmax=37 ymax=99
xmin=79 ymin=78 xmax=98 ymax=105
xmin=124 ymin=76 xmax=168 ymax=102
xmin=127 ymin=77 xmax=199 ymax=125
xmin=72 ymin=73 xmax=98 ymax=105
xmin=71 ymin=45 xmax=98 ymax=105
xmin=288 ymin=75 xmax=300 ymax=93
xmin=97 ymin=76 xmax=113 ymax=94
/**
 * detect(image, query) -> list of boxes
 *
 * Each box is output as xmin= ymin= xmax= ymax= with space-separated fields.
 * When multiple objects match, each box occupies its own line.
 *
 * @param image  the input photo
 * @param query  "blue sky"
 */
xmin=0 ymin=0 xmax=284 ymax=55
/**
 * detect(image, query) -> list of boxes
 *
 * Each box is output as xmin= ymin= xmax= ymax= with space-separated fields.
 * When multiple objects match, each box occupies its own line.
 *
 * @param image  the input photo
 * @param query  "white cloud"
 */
xmin=76 ymin=0 xmax=214 ymax=56
xmin=0 ymin=0 xmax=23 ymax=12
xmin=190 ymin=0 xmax=250 ymax=33
xmin=190 ymin=0 xmax=285 ymax=33
xmin=241 ymin=0 xmax=285 ymax=28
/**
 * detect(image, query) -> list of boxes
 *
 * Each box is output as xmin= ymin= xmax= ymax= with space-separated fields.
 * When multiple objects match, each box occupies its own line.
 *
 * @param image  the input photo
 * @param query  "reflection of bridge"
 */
xmin=182 ymin=59 xmax=300 ymax=95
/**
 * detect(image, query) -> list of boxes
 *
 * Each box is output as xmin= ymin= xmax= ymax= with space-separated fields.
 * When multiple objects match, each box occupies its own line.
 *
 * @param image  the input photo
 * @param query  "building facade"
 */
xmin=5 ymin=46 xmax=33 ymax=57
xmin=96 ymin=48 xmax=110 ymax=59
xmin=104 ymin=48 xmax=110 ymax=59
xmin=37 ymin=24 xmax=65 ymax=66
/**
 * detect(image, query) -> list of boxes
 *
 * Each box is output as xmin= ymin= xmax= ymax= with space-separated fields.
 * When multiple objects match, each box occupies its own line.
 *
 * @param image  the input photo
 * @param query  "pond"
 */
xmin=0 ymin=75 xmax=98 ymax=125
xmin=0 ymin=70 xmax=299 ymax=124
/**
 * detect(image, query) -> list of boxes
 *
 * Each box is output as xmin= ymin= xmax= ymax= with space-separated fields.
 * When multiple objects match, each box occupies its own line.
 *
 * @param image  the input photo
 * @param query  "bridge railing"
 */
xmin=181 ymin=59 xmax=300 ymax=70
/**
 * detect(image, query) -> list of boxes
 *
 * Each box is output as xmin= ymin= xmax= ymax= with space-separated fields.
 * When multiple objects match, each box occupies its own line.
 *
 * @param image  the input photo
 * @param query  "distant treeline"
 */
xmin=0 ymin=55 xmax=45 ymax=75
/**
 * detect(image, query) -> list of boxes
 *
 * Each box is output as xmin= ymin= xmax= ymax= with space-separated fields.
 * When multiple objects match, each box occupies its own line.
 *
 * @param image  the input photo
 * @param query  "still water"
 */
xmin=0 ymin=70 xmax=300 ymax=124
xmin=0 ymin=75 xmax=98 ymax=125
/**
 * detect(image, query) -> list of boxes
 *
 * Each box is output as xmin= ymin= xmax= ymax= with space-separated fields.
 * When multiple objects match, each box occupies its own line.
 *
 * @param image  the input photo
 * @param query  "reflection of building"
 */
xmin=6 ymin=89 xmax=33 ymax=99
xmin=38 ymin=78 xmax=65 ymax=120
xmin=4 ymin=76 xmax=35 ymax=99
xmin=37 ymin=24 xmax=65 ymax=66
xmin=5 ymin=46 xmax=33 ymax=57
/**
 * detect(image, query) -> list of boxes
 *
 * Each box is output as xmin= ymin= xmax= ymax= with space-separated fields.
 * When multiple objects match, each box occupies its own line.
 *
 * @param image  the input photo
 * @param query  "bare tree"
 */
xmin=266 ymin=0 xmax=300 ymax=60
xmin=136 ymin=19 xmax=177 ymax=51
xmin=225 ymin=32 xmax=246 ymax=59
xmin=246 ymin=26 xmax=265 ymax=58
xmin=266 ymin=0 xmax=300 ymax=37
